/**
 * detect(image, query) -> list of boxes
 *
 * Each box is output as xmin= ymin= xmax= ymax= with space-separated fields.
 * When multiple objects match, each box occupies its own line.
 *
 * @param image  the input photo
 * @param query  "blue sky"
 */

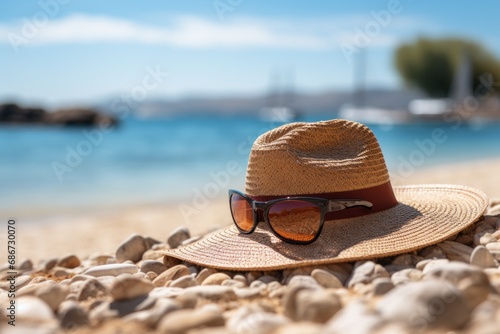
xmin=1 ymin=0 xmax=499 ymax=106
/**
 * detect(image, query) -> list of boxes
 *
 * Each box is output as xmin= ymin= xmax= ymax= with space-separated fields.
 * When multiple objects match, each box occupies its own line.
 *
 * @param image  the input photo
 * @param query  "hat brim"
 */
xmin=163 ymin=185 xmax=488 ymax=271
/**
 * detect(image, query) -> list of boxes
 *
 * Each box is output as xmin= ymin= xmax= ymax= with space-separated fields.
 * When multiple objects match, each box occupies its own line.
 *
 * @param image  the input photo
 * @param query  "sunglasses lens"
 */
xmin=230 ymin=193 xmax=254 ymax=232
xmin=268 ymin=200 xmax=321 ymax=242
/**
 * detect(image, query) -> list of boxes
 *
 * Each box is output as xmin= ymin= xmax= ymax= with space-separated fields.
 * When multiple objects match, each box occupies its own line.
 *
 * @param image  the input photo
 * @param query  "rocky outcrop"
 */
xmin=0 ymin=103 xmax=118 ymax=127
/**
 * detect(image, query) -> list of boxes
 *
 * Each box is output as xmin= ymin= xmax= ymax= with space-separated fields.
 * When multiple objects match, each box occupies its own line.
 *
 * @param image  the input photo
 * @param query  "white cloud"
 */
xmin=0 ymin=13 xmax=426 ymax=50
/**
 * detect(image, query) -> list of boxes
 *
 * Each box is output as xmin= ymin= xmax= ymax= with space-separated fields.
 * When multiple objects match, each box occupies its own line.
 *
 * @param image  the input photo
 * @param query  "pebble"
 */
xmin=42 ymin=258 xmax=58 ymax=271
xmin=233 ymin=286 xmax=263 ymax=299
xmin=16 ymin=296 xmax=58 ymax=326
xmin=470 ymin=245 xmax=498 ymax=268
xmin=294 ymin=289 xmax=341 ymax=323
xmin=418 ymin=245 xmax=446 ymax=259
xmin=77 ymin=278 xmax=109 ymax=301
xmin=287 ymin=275 xmax=320 ymax=290
xmin=181 ymin=285 xmax=237 ymax=301
xmin=58 ymin=301 xmax=90 ymax=329
xmin=167 ymin=226 xmax=191 ymax=248
xmin=273 ymin=323 xmax=324 ymax=334
xmin=57 ymin=255 xmax=81 ymax=269
xmin=371 ymin=277 xmax=395 ymax=296
xmin=438 ymin=241 xmax=474 ymax=262
xmin=158 ymin=305 xmax=225 ymax=334
xmin=170 ymin=275 xmax=197 ymax=288
xmin=153 ymin=264 xmax=190 ymax=287
xmin=222 ymin=279 xmax=246 ymax=288
xmin=110 ymin=276 xmax=154 ymax=301
xmin=140 ymin=260 xmax=167 ymax=275
xmin=36 ymin=282 xmax=70 ymax=311
xmin=391 ymin=268 xmax=423 ymax=286
xmin=326 ymin=300 xmax=384 ymax=334
xmin=311 ymin=269 xmax=343 ymax=289
xmin=84 ymin=263 xmax=138 ymax=277
xmin=227 ymin=306 xmax=289 ymax=334
xmin=346 ymin=261 xmax=389 ymax=288
xmin=391 ymin=254 xmax=422 ymax=266
xmin=115 ymin=234 xmax=148 ymax=263
xmin=202 ymin=273 xmax=231 ymax=285
xmin=123 ymin=298 xmax=180 ymax=328
xmin=377 ymin=280 xmax=471 ymax=330
xmin=144 ymin=236 xmax=161 ymax=250
xmin=18 ymin=259 xmax=33 ymax=271
xmin=420 ymin=259 xmax=450 ymax=274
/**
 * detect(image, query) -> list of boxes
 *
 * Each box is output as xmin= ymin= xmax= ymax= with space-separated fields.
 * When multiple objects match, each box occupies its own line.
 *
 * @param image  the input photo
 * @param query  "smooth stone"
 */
xmin=221 ymin=279 xmax=246 ymax=288
xmin=420 ymin=259 xmax=450 ymax=274
xmin=84 ymin=263 xmax=138 ymax=277
xmin=153 ymin=264 xmax=190 ymax=287
xmin=18 ymin=259 xmax=33 ymax=271
xmin=202 ymin=273 xmax=231 ymax=286
xmin=42 ymin=258 xmax=58 ymax=271
xmin=323 ymin=263 xmax=353 ymax=284
xmin=311 ymin=269 xmax=343 ymax=289
xmin=424 ymin=261 xmax=491 ymax=308
xmin=438 ymin=241 xmax=474 ymax=262
xmin=170 ymin=275 xmax=197 ymax=288
xmin=36 ymin=282 xmax=69 ymax=311
xmin=295 ymin=289 xmax=342 ymax=323
xmin=70 ymin=274 xmax=94 ymax=283
xmin=16 ymin=296 xmax=58 ymax=326
xmin=391 ymin=268 xmax=423 ymax=286
xmin=123 ymin=298 xmax=180 ymax=328
xmin=273 ymin=323 xmax=324 ymax=334
xmin=227 ymin=306 xmax=289 ymax=334
xmin=258 ymin=275 xmax=279 ymax=284
xmin=175 ymin=291 xmax=198 ymax=309
xmin=326 ymin=300 xmax=384 ymax=334
xmin=57 ymin=255 xmax=81 ymax=269
xmin=149 ymin=287 xmax=185 ymax=299
xmin=110 ymin=276 xmax=154 ymax=301
xmin=371 ymin=277 xmax=395 ymax=296
xmin=269 ymin=285 xmax=288 ymax=299
xmin=167 ymin=226 xmax=191 ymax=248
xmin=77 ymin=278 xmax=109 ymax=301
xmin=250 ymin=280 xmax=267 ymax=290
xmin=89 ymin=295 xmax=156 ymax=324
xmin=140 ymin=260 xmax=167 ymax=275
xmin=196 ymin=268 xmax=218 ymax=285
xmin=346 ymin=261 xmax=389 ymax=288
xmin=88 ymin=254 xmax=115 ymax=266
xmin=391 ymin=254 xmax=422 ymax=266
xmin=233 ymin=274 xmax=248 ymax=286
xmin=233 ymin=287 xmax=263 ymax=299
xmin=181 ymin=285 xmax=237 ymax=301
xmin=116 ymin=234 xmax=148 ymax=263
xmin=377 ymin=280 xmax=471 ymax=330
xmin=145 ymin=271 xmax=158 ymax=281
xmin=486 ymin=242 xmax=500 ymax=252
xmin=58 ymin=301 xmax=90 ymax=329
xmin=418 ymin=245 xmax=447 ymax=259
xmin=158 ymin=306 xmax=224 ymax=333
xmin=287 ymin=275 xmax=321 ymax=290
xmin=471 ymin=245 xmax=498 ymax=268
xmin=479 ymin=233 xmax=498 ymax=246
xmin=144 ymin=236 xmax=161 ymax=250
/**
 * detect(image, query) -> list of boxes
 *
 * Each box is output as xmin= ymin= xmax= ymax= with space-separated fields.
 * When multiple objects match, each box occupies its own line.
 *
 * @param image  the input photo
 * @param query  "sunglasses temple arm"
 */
xmin=328 ymin=200 xmax=373 ymax=212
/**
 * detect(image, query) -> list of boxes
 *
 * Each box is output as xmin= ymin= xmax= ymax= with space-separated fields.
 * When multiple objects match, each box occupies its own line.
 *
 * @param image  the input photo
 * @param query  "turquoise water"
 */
xmin=1 ymin=114 xmax=499 ymax=216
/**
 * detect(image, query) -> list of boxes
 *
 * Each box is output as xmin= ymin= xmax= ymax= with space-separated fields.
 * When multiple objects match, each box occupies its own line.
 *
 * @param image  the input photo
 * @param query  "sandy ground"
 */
xmin=6 ymin=158 xmax=500 ymax=263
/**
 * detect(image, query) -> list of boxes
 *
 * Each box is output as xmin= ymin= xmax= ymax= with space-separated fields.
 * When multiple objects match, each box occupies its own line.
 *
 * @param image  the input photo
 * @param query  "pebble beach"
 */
xmin=2 ymin=158 xmax=500 ymax=333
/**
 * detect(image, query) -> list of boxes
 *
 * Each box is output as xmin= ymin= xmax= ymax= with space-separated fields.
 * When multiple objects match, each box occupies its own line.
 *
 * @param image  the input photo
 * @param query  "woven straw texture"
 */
xmin=245 ymin=120 xmax=389 ymax=195
xmin=165 ymin=185 xmax=488 ymax=270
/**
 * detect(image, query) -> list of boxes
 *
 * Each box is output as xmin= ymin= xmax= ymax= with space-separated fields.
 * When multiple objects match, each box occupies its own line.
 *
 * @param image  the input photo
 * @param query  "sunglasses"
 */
xmin=229 ymin=189 xmax=373 ymax=244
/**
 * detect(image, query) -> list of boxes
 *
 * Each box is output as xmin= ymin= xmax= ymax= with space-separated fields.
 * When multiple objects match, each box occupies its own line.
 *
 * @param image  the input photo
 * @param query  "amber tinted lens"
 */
xmin=268 ymin=200 xmax=321 ymax=242
xmin=230 ymin=193 xmax=254 ymax=232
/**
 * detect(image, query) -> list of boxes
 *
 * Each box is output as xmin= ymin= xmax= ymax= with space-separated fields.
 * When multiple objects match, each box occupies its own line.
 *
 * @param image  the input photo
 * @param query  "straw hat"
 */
xmin=164 ymin=119 xmax=488 ymax=270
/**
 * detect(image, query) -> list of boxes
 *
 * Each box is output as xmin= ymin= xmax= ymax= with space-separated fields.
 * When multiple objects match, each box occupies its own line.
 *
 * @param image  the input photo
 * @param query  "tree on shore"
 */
xmin=394 ymin=38 xmax=500 ymax=98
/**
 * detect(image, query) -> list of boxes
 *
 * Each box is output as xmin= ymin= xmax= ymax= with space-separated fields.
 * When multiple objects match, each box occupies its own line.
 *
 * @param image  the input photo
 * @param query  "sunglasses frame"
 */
xmin=228 ymin=189 xmax=373 ymax=245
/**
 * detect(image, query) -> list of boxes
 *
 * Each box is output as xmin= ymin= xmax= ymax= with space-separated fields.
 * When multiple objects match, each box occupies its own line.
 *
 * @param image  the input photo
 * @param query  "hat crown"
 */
xmin=245 ymin=120 xmax=390 ymax=196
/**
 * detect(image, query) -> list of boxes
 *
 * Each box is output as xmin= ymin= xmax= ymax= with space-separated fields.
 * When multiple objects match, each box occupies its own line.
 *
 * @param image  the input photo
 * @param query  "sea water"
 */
xmin=1 ymin=113 xmax=499 ymax=216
